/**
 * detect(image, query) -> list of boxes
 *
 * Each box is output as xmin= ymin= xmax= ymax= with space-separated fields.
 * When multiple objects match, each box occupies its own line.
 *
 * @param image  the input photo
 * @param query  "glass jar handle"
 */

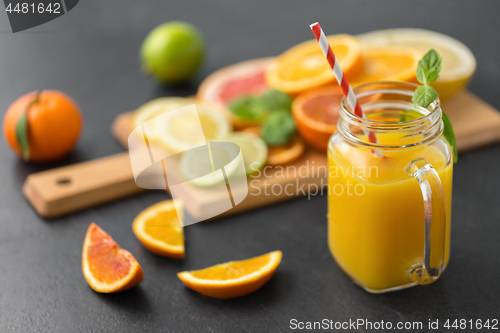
xmin=407 ymin=158 xmax=446 ymax=285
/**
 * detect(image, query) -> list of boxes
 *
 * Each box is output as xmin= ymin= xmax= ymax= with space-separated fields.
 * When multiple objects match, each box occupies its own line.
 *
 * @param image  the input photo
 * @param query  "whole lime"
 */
xmin=140 ymin=22 xmax=206 ymax=84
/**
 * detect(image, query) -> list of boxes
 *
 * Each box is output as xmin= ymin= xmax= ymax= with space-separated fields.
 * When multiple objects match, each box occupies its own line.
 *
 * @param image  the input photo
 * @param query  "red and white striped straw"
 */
xmin=310 ymin=22 xmax=381 ymax=154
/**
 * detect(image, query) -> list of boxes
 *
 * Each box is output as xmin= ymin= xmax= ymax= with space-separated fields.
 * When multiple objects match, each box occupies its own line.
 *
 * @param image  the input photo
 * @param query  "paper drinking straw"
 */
xmin=310 ymin=22 xmax=381 ymax=154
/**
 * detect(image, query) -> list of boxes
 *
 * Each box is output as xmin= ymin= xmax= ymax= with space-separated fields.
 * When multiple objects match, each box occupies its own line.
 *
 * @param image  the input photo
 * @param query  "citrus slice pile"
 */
xmin=197 ymin=58 xmax=273 ymax=129
xmin=156 ymin=103 xmax=231 ymax=153
xmin=177 ymin=250 xmax=282 ymax=299
xmin=132 ymin=200 xmax=185 ymax=258
xmin=82 ymin=223 xmax=144 ymax=293
xmin=356 ymin=28 xmax=476 ymax=100
xmin=266 ymin=34 xmax=363 ymax=94
xmin=292 ymin=86 xmax=344 ymax=151
xmin=350 ymin=46 xmax=423 ymax=86
xmin=221 ymin=132 xmax=268 ymax=175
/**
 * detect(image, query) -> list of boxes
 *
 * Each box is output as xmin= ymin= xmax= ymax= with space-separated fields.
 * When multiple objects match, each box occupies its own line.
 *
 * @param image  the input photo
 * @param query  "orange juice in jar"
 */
xmin=327 ymin=82 xmax=453 ymax=293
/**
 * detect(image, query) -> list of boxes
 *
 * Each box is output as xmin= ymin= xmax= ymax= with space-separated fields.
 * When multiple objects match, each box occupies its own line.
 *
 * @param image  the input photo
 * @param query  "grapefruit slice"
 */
xmin=177 ymin=250 xmax=282 ymax=299
xmin=292 ymin=86 xmax=344 ymax=151
xmin=82 ymin=223 xmax=144 ymax=293
xmin=197 ymin=58 xmax=273 ymax=129
xmin=132 ymin=200 xmax=185 ymax=258
xmin=265 ymin=35 xmax=363 ymax=94
xmin=356 ymin=28 xmax=476 ymax=100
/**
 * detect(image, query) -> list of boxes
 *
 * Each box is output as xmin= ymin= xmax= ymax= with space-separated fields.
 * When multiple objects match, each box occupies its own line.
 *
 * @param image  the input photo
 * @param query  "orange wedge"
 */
xmin=241 ymin=127 xmax=305 ymax=165
xmin=132 ymin=200 xmax=184 ymax=258
xmin=292 ymin=86 xmax=344 ymax=151
xmin=266 ymin=35 xmax=363 ymax=94
xmin=350 ymin=46 xmax=423 ymax=86
xmin=82 ymin=223 xmax=144 ymax=293
xmin=177 ymin=250 xmax=282 ymax=299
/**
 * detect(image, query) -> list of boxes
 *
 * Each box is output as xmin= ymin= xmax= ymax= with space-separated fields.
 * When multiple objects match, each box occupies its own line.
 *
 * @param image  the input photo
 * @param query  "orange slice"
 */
xmin=292 ymin=86 xmax=344 ymax=151
xmin=241 ymin=127 xmax=305 ymax=165
xmin=132 ymin=200 xmax=184 ymax=258
xmin=82 ymin=223 xmax=144 ymax=293
xmin=268 ymin=136 xmax=305 ymax=166
xmin=177 ymin=250 xmax=282 ymax=299
xmin=266 ymin=35 xmax=362 ymax=94
xmin=350 ymin=46 xmax=423 ymax=86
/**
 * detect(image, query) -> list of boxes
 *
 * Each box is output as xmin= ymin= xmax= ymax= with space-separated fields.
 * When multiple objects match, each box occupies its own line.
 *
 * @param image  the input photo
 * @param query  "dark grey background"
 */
xmin=0 ymin=1 xmax=499 ymax=332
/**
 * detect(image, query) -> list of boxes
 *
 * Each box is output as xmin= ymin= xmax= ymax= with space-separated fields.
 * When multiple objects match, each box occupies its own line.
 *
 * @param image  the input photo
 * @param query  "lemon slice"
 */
xmin=179 ymin=143 xmax=242 ymax=187
xmin=356 ymin=28 xmax=476 ymax=100
xmin=132 ymin=97 xmax=194 ymax=139
xmin=221 ymin=132 xmax=267 ymax=175
xmin=156 ymin=103 xmax=231 ymax=153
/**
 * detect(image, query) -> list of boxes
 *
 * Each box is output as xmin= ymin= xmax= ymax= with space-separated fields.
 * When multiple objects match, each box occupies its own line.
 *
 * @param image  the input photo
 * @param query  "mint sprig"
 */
xmin=229 ymin=90 xmax=296 ymax=146
xmin=412 ymin=49 xmax=457 ymax=163
xmin=261 ymin=109 xmax=295 ymax=146
xmin=228 ymin=96 xmax=267 ymax=121
xmin=228 ymin=90 xmax=292 ymax=122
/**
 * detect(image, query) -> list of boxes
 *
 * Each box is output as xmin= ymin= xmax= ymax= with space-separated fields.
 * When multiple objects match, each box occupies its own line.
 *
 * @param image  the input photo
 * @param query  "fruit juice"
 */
xmin=327 ymin=132 xmax=453 ymax=291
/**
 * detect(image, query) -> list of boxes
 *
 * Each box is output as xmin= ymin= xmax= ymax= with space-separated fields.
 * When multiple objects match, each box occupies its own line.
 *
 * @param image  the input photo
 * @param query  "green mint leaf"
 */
xmin=262 ymin=109 xmax=296 ymax=146
xmin=412 ymin=85 xmax=438 ymax=108
xmin=16 ymin=109 xmax=30 ymax=161
xmin=260 ymin=90 xmax=292 ymax=111
xmin=442 ymin=112 xmax=458 ymax=163
xmin=416 ymin=49 xmax=442 ymax=85
xmin=228 ymin=96 xmax=268 ymax=121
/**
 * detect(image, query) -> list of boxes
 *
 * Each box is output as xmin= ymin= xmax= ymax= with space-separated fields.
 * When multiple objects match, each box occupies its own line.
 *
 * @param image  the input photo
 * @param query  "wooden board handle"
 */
xmin=23 ymin=152 xmax=144 ymax=218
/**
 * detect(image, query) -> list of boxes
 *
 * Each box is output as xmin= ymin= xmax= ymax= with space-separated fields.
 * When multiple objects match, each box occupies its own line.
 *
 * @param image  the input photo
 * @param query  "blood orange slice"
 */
xmin=82 ymin=223 xmax=144 ymax=293
xmin=197 ymin=58 xmax=273 ymax=129
xmin=292 ymin=86 xmax=344 ymax=151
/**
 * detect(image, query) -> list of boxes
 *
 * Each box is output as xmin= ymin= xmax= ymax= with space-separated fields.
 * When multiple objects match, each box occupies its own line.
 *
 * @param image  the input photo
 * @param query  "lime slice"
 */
xmin=356 ymin=28 xmax=476 ymax=100
xmin=221 ymin=132 xmax=267 ymax=175
xmin=132 ymin=97 xmax=195 ymax=139
xmin=156 ymin=103 xmax=231 ymax=153
xmin=179 ymin=143 xmax=241 ymax=187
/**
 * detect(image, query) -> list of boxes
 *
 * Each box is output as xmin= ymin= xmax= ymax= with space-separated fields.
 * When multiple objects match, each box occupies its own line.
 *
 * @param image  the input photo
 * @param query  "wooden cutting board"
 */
xmin=23 ymin=90 xmax=500 ymax=218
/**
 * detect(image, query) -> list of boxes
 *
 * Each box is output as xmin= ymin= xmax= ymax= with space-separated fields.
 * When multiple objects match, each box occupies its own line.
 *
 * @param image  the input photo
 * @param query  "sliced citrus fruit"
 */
xmin=132 ymin=97 xmax=193 ymax=139
xmin=292 ymin=86 xmax=344 ymax=151
xmin=177 ymin=250 xmax=282 ymax=299
xmin=242 ymin=127 xmax=305 ymax=166
xmin=179 ymin=143 xmax=241 ymax=187
xmin=132 ymin=200 xmax=184 ymax=258
xmin=267 ymin=136 xmax=305 ymax=166
xmin=350 ymin=46 xmax=423 ymax=86
xmin=356 ymin=28 xmax=476 ymax=100
xmin=197 ymin=58 xmax=273 ymax=129
xmin=82 ymin=223 xmax=144 ymax=293
xmin=220 ymin=132 xmax=267 ymax=175
xmin=266 ymin=35 xmax=363 ymax=94
xmin=156 ymin=103 xmax=231 ymax=153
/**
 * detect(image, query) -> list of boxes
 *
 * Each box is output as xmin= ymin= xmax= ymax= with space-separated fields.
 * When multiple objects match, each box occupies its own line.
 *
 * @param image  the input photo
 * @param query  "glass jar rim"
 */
xmin=336 ymin=81 xmax=444 ymax=151
xmin=340 ymin=81 xmax=441 ymax=128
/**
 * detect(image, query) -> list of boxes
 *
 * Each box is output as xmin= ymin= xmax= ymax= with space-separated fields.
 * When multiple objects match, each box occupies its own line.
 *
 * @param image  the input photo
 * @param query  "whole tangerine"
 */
xmin=3 ymin=90 xmax=82 ymax=163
